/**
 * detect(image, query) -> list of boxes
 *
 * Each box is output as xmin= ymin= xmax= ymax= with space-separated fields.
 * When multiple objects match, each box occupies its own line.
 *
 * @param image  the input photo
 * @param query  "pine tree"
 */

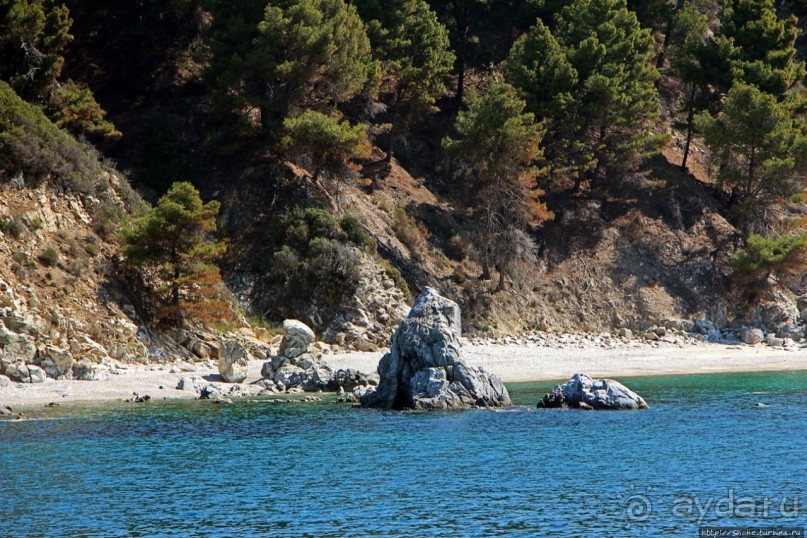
xmin=428 ymin=0 xmax=493 ymax=106
xmin=207 ymin=0 xmax=375 ymax=134
xmin=732 ymin=233 xmax=807 ymax=281
xmin=282 ymin=110 xmax=370 ymax=207
xmin=556 ymin=0 xmax=664 ymax=186
xmin=503 ymin=19 xmax=577 ymax=180
xmin=666 ymin=5 xmax=712 ymax=171
xmin=48 ymin=80 xmax=121 ymax=142
xmin=0 ymin=0 xmax=73 ymax=103
xmin=505 ymin=0 xmax=664 ymax=190
xmin=695 ymin=83 xmax=807 ymax=225
xmin=443 ymin=82 xmax=551 ymax=289
xmin=357 ymin=0 xmax=454 ymax=161
xmin=123 ymin=182 xmax=230 ymax=327
xmin=718 ymin=0 xmax=804 ymax=97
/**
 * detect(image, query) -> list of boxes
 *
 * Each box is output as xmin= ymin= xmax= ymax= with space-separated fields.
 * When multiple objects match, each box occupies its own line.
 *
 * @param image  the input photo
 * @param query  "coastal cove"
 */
xmin=1 ymin=370 xmax=806 ymax=537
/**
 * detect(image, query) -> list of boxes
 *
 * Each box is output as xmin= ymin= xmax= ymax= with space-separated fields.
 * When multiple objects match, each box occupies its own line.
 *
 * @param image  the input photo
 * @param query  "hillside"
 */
xmin=0 ymin=0 xmax=806 ymax=364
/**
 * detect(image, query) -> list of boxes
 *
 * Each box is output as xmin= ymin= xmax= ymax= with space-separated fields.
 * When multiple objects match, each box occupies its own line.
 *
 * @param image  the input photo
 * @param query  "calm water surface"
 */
xmin=1 ymin=371 xmax=805 ymax=537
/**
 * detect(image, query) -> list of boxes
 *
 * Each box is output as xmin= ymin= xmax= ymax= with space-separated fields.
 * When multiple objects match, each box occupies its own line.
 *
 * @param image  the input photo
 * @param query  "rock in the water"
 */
xmin=740 ymin=327 xmax=764 ymax=345
xmin=537 ymin=373 xmax=648 ymax=410
xmin=353 ymin=385 xmax=375 ymax=400
xmin=218 ymin=340 xmax=251 ymax=383
xmin=362 ymin=287 xmax=510 ymax=410
xmin=199 ymin=384 xmax=225 ymax=400
xmin=278 ymin=320 xmax=315 ymax=359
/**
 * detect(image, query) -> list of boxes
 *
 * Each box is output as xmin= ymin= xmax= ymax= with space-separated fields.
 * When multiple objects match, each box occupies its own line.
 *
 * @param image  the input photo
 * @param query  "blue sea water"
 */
xmin=1 ymin=370 xmax=805 ymax=537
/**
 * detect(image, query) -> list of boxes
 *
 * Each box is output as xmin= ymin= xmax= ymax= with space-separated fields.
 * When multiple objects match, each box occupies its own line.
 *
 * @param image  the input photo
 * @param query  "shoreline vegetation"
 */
xmin=2 ymin=338 xmax=806 ymax=408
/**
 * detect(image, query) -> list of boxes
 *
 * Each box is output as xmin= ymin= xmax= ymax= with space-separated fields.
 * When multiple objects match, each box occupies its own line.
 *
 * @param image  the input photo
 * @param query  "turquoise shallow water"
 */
xmin=1 ymin=370 xmax=806 ymax=537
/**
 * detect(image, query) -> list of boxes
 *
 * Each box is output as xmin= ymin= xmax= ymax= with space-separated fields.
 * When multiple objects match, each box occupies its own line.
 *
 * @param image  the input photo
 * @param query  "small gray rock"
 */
xmin=537 ymin=373 xmax=648 ymax=410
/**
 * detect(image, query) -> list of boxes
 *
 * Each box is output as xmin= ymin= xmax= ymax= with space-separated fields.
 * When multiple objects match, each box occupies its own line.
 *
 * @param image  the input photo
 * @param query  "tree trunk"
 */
xmin=656 ymin=0 xmax=686 ymax=68
xmin=455 ymin=59 xmax=465 ymax=110
xmin=496 ymin=267 xmax=506 ymax=292
xmin=681 ymin=86 xmax=698 ymax=171
xmin=570 ymin=174 xmax=584 ymax=194
xmin=384 ymin=96 xmax=401 ymax=163
xmin=481 ymin=258 xmax=491 ymax=280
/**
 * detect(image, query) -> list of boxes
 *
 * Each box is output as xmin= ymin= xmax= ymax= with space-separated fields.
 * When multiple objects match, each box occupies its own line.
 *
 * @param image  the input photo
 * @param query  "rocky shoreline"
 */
xmin=2 ymin=326 xmax=806 ymax=410
xmin=1 ymin=338 xmax=805 ymax=408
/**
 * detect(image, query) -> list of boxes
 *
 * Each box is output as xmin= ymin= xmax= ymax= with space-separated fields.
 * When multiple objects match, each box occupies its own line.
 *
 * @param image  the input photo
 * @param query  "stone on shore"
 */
xmin=71 ymin=359 xmax=108 ymax=381
xmin=278 ymin=320 xmax=315 ymax=359
xmin=218 ymin=340 xmax=251 ymax=383
xmin=36 ymin=346 xmax=74 ymax=379
xmin=4 ymin=362 xmax=46 ymax=383
xmin=260 ymin=319 xmax=376 ymax=392
xmin=740 ymin=327 xmax=764 ymax=345
xmin=361 ymin=287 xmax=510 ymax=410
xmin=537 ymin=373 xmax=647 ymax=410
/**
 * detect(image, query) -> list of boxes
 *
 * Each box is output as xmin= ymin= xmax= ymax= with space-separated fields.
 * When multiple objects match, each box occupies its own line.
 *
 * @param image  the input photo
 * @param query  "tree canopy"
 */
xmin=444 ymin=82 xmax=551 ymax=289
xmin=718 ymin=0 xmax=804 ymax=96
xmin=207 ymin=0 xmax=375 ymax=133
xmin=695 ymin=83 xmax=807 ymax=221
xmin=123 ymin=181 xmax=230 ymax=327
xmin=505 ymin=0 xmax=665 ymax=189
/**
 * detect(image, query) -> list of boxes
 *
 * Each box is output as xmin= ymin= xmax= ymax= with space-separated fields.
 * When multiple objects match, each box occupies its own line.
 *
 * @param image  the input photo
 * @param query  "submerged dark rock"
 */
xmin=537 ymin=373 xmax=648 ymax=410
xmin=361 ymin=287 xmax=510 ymax=410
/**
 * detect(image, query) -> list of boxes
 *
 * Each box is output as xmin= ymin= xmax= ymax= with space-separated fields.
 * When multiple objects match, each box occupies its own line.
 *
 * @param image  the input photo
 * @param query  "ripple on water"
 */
xmin=0 ymin=370 xmax=805 ymax=537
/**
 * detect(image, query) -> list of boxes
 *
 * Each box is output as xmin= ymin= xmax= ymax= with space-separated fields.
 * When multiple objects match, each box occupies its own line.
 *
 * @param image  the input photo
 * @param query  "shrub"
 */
xmin=28 ymin=217 xmax=43 ymax=230
xmin=306 ymin=238 xmax=361 ymax=308
xmin=732 ymin=234 xmax=807 ymax=279
xmin=84 ymin=234 xmax=100 ymax=256
xmin=382 ymin=262 xmax=411 ymax=300
xmin=339 ymin=214 xmax=376 ymax=251
xmin=0 ymin=217 xmax=25 ymax=239
xmin=66 ymin=259 xmax=88 ymax=277
xmin=0 ymin=83 xmax=144 ymax=235
xmin=12 ymin=250 xmax=33 ymax=267
xmin=272 ymin=245 xmax=300 ymax=281
xmin=446 ymin=232 xmax=473 ymax=261
xmin=39 ymin=247 xmax=60 ymax=267
xmin=392 ymin=207 xmax=429 ymax=258
xmin=272 ymin=207 xmax=345 ymax=251
xmin=0 ymin=82 xmax=99 ymax=187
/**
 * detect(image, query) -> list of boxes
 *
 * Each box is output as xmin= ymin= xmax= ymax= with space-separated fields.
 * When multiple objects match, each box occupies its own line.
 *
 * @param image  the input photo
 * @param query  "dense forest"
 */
xmin=1 ymin=0 xmax=807 ymax=335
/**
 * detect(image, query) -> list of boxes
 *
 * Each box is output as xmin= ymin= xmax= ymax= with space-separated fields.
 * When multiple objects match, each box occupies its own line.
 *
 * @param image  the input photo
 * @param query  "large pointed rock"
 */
xmin=362 ymin=287 xmax=510 ymax=409
xmin=537 ymin=373 xmax=648 ymax=410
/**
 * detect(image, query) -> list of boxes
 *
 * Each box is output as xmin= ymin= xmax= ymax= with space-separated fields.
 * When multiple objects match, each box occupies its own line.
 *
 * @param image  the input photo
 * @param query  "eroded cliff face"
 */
xmin=0 ymin=180 xmax=155 ymax=382
xmin=213 ymin=152 xmax=806 ymax=342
